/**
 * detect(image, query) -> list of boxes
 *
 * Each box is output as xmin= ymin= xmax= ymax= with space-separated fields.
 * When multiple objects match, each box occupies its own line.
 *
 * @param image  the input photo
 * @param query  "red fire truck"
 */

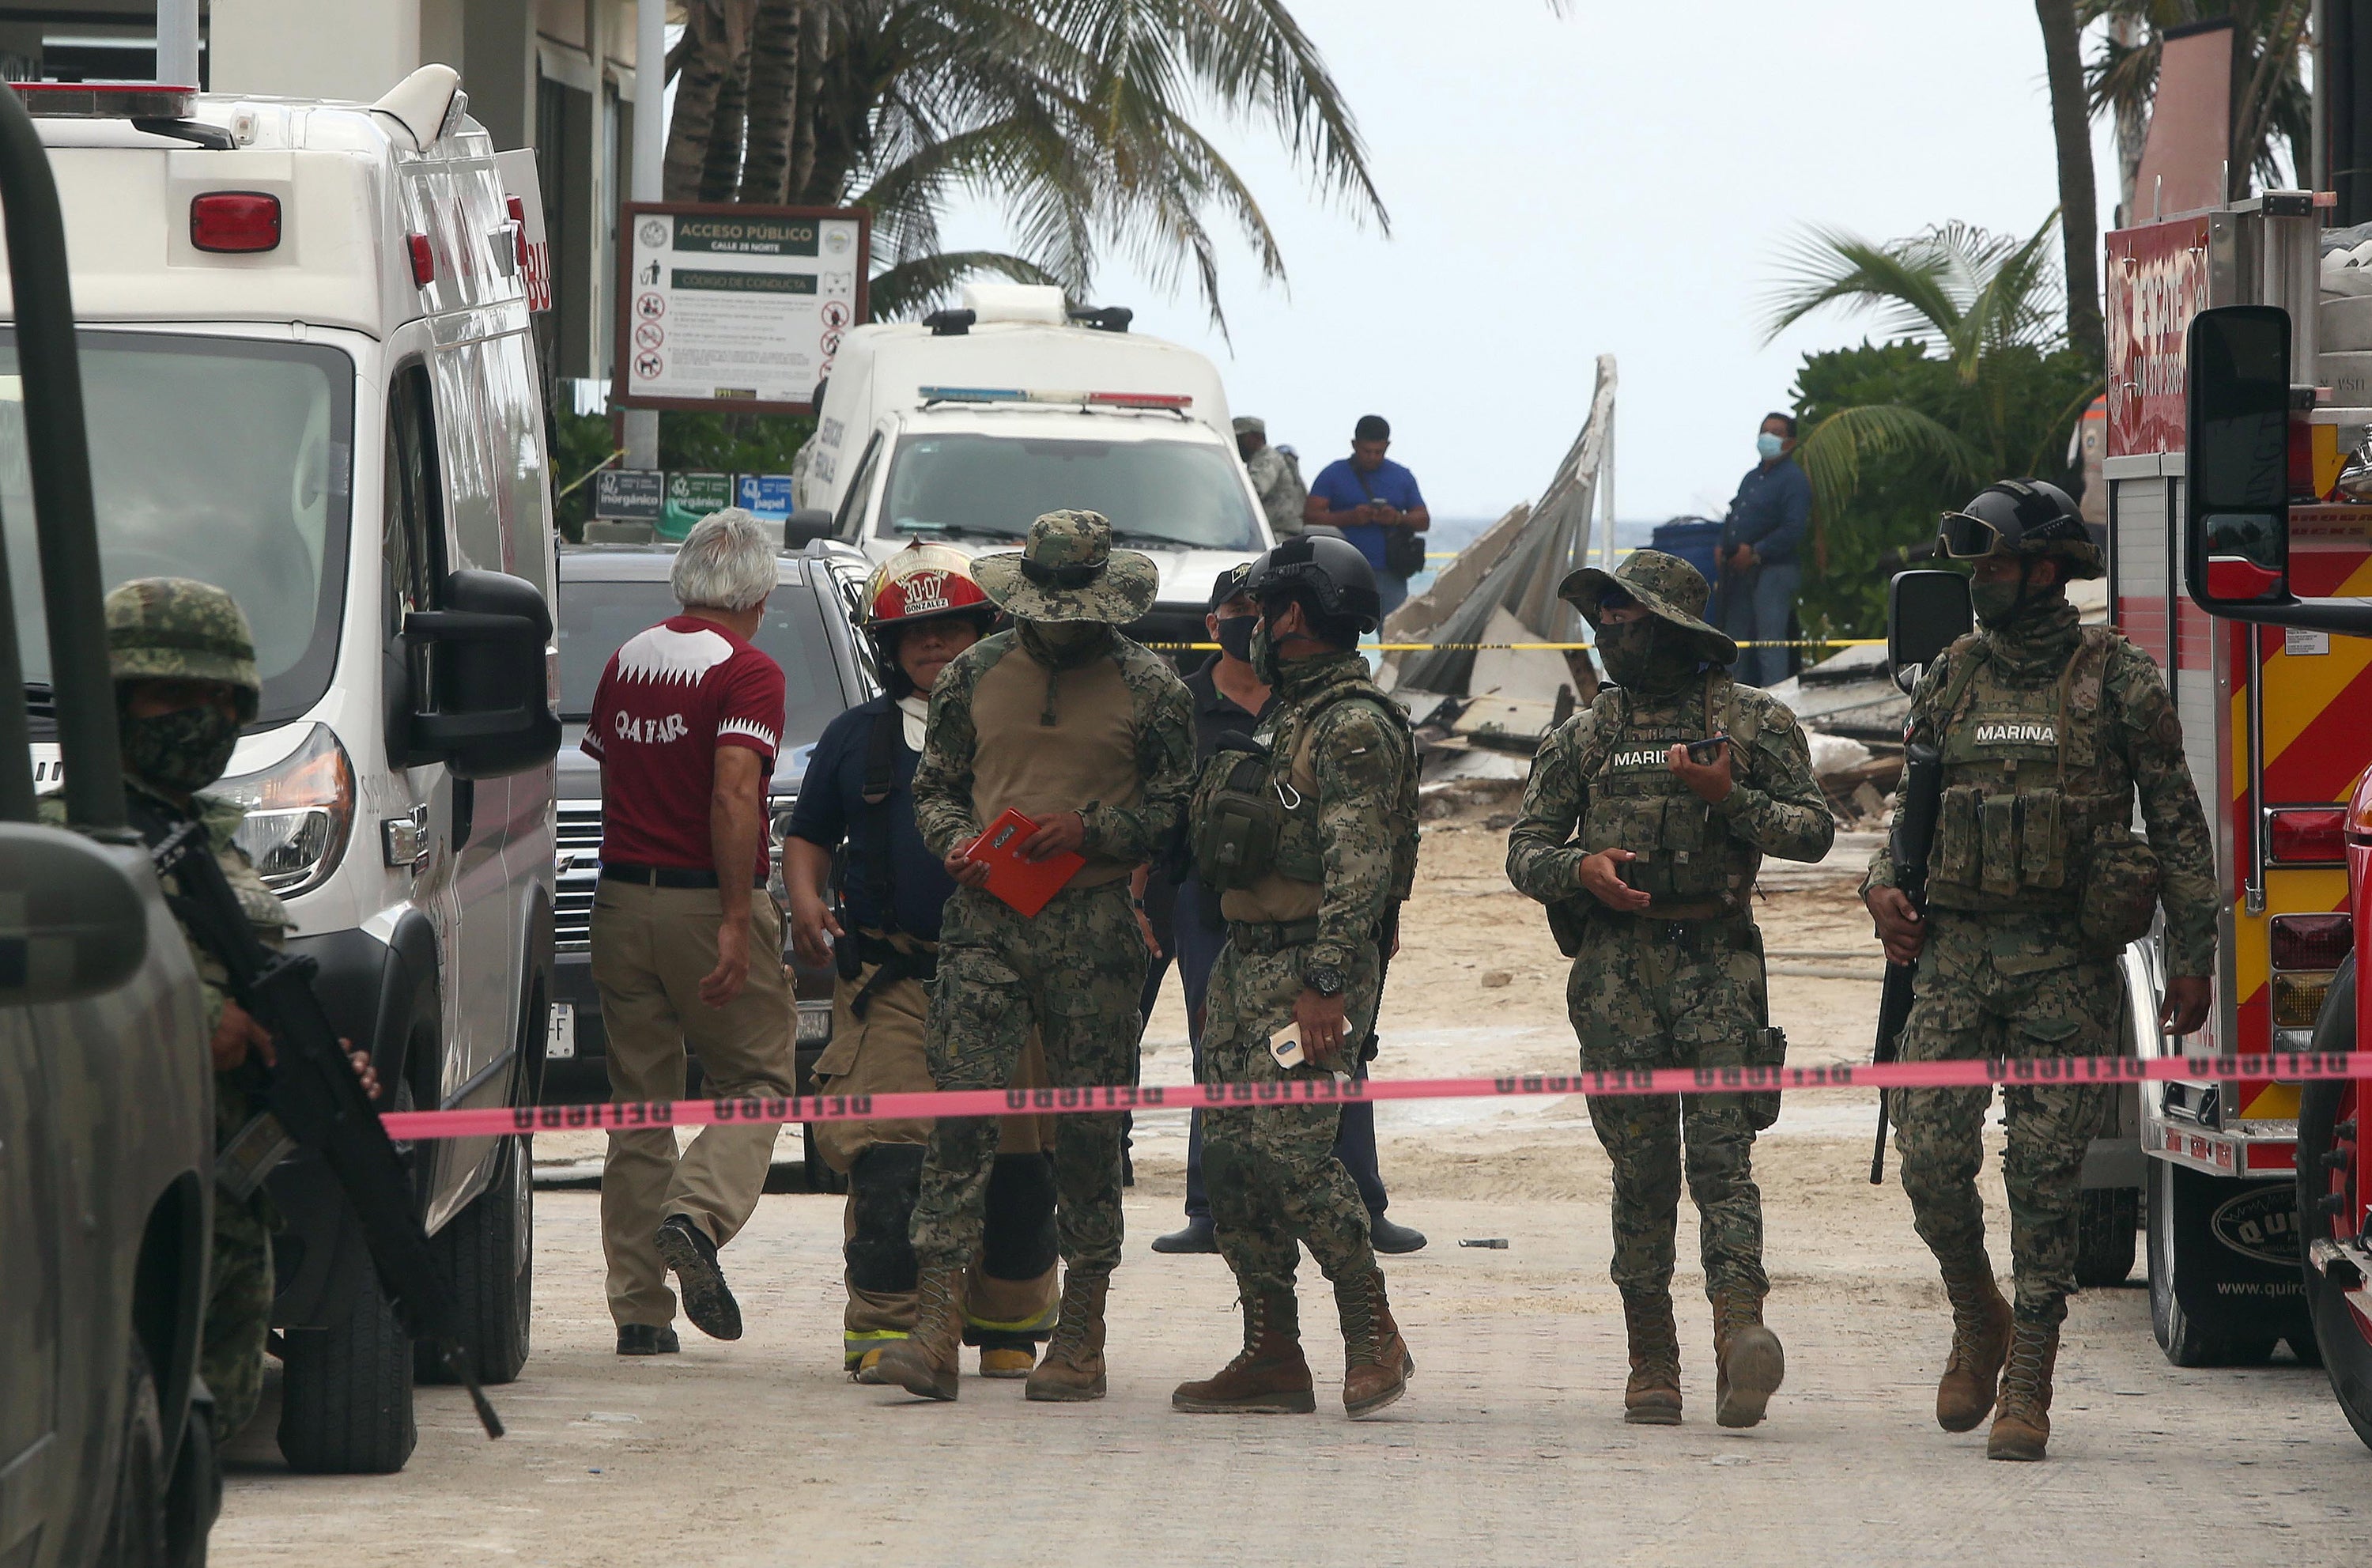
xmin=2120 ymin=232 xmax=2372 ymax=1445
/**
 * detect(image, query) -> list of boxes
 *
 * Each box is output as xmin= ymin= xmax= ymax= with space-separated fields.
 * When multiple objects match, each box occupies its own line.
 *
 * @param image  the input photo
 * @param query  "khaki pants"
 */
xmin=815 ymin=950 xmax=1058 ymax=1365
xmin=591 ymin=879 xmax=796 ymax=1328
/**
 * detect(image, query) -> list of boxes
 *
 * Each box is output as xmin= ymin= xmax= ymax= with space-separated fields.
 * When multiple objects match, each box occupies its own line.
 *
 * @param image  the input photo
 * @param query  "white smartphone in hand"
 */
xmin=1270 ymin=1025 xmax=1305 ymax=1069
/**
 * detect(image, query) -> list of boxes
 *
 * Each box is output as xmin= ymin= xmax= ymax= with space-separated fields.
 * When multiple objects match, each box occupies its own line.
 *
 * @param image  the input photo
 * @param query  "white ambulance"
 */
xmin=792 ymin=283 xmax=1273 ymax=649
xmin=9 ymin=66 xmax=560 ymax=1474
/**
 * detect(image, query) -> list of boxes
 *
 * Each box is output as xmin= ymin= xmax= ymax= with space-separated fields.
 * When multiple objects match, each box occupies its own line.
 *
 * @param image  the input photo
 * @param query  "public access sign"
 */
xmin=611 ymin=202 xmax=868 ymax=416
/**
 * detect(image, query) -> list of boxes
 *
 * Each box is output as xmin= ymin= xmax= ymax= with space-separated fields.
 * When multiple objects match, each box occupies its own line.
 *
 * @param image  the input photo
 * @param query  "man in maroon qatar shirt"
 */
xmin=584 ymin=508 xmax=796 ymax=1355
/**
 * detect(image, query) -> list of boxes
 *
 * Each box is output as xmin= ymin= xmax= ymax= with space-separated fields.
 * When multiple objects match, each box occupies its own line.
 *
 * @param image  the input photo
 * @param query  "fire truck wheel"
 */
xmin=2297 ymin=1074 xmax=2372 ymax=1449
xmin=2146 ymin=1158 xmax=2268 ymax=1366
xmin=2073 ymin=1188 xmax=2140 ymax=1286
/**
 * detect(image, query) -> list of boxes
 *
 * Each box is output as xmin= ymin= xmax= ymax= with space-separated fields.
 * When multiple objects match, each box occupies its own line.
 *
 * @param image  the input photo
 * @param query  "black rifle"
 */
xmin=137 ymin=802 xmax=503 ymax=1438
xmin=1870 ymin=742 xmax=1943 ymax=1185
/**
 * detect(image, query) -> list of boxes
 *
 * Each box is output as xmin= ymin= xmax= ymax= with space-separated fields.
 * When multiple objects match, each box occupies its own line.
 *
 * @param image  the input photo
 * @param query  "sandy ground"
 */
xmin=213 ymin=805 xmax=2370 ymax=1566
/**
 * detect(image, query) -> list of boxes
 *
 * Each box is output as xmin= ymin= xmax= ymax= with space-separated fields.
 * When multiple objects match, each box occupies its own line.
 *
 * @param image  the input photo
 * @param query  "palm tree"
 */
xmin=2081 ymin=2 xmax=2313 ymax=208
xmin=1760 ymin=217 xmax=2101 ymax=528
xmin=2036 ymin=0 xmax=2102 ymax=371
xmin=665 ymin=0 xmax=1386 ymax=324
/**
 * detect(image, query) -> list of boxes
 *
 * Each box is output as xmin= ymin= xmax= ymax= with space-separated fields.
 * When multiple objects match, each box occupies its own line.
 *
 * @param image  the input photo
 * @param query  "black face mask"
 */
xmin=1595 ymin=618 xmax=1694 ymax=694
xmin=123 ymin=705 xmax=240 ymax=795
xmin=1214 ymin=614 xmax=1256 ymax=663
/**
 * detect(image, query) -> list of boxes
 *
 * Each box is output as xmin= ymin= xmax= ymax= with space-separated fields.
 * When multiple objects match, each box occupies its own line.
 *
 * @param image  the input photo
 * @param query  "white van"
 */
xmin=9 ymin=66 xmax=561 ymax=1475
xmin=792 ymin=284 xmax=1272 ymax=648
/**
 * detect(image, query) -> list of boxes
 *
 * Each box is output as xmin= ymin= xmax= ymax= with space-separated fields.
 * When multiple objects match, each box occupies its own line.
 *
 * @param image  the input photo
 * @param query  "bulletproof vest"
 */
xmin=1924 ymin=627 xmax=2131 ymax=913
xmin=1203 ymin=666 xmax=1418 ymax=922
xmin=1577 ymin=675 xmax=1765 ymax=918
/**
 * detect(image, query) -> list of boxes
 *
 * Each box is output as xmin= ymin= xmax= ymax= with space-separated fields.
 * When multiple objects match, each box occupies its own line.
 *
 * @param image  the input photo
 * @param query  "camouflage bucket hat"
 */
xmin=1558 ymin=548 xmax=1739 ymax=667
xmin=973 ymin=508 xmax=1161 ymax=624
xmin=104 ymin=576 xmax=262 ymax=720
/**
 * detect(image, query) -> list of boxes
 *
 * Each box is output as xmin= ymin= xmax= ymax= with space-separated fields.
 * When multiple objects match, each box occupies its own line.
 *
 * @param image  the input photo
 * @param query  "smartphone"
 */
xmin=1685 ymin=734 xmax=1731 ymax=765
xmin=1270 ymin=1025 xmax=1305 ymax=1069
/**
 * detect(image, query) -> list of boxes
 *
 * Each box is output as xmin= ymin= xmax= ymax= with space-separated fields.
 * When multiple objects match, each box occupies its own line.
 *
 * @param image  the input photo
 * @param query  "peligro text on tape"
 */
xmin=380 ymin=1050 xmax=2372 ymax=1142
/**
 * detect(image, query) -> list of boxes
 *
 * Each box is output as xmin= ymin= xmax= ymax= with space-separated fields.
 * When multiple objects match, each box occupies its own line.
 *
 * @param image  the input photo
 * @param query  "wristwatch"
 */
xmin=1301 ymin=964 xmax=1347 ymax=998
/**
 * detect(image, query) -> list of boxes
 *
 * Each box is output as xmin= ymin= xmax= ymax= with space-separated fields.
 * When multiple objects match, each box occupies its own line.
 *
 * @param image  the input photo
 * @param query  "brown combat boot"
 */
xmin=1710 ymin=1287 xmax=1785 ymax=1430
xmin=1025 ymin=1271 xmax=1109 ymax=1402
xmin=1172 ymin=1288 xmax=1316 ymax=1415
xmin=1620 ymin=1292 xmax=1683 ymax=1426
xmin=873 ymin=1265 xmax=965 ymax=1401
xmin=1335 ymin=1268 xmax=1415 ymax=1419
xmin=1986 ymin=1317 xmax=2060 ymax=1461
xmin=1935 ymin=1257 xmax=2013 ymax=1434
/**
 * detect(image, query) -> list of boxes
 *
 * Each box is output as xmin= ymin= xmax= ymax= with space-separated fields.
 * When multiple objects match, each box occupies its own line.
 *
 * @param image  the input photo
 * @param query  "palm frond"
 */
xmin=867 ymin=250 xmax=1064 ymax=319
xmin=1793 ymin=402 xmax=1989 ymax=528
xmin=1759 ymin=225 xmax=1973 ymax=346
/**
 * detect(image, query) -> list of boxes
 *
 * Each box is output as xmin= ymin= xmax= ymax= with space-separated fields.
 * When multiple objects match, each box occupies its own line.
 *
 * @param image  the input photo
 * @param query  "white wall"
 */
xmin=210 ymin=0 xmax=421 ymax=104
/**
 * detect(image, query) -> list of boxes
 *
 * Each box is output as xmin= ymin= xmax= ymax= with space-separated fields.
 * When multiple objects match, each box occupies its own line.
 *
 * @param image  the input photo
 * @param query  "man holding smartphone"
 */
xmin=1505 ymin=550 xmax=1833 ymax=1431
xmin=1305 ymin=414 xmax=1430 ymax=618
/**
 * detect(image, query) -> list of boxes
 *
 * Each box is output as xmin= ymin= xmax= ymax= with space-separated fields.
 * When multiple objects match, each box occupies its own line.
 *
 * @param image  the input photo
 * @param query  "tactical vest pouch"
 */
xmin=1582 ymin=794 xmax=1728 ymax=903
xmin=1936 ymin=784 xmax=1981 ymax=886
xmin=2017 ymin=788 xmax=2065 ymax=890
xmin=1978 ymin=794 xmax=2019 ymax=896
xmin=1192 ymin=747 xmax=1282 ymax=891
xmin=2078 ymin=826 xmax=2161 ymax=951
xmin=1546 ymin=894 xmax=1593 ymax=958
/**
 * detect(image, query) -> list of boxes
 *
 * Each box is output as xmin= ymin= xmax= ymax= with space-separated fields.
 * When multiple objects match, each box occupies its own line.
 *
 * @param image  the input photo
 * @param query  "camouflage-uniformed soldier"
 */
xmin=1864 ymin=480 xmax=2215 ymax=1462
xmin=1505 ymin=550 xmax=1834 ymax=1430
xmin=40 ymin=579 xmax=306 ymax=1448
xmin=876 ymin=509 xmax=1195 ymax=1404
xmin=1169 ymin=535 xmax=1420 ymax=1420
xmin=1236 ymin=416 xmax=1305 ymax=538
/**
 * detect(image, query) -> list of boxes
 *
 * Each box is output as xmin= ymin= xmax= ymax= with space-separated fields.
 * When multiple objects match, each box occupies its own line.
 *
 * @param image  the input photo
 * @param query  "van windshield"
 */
xmin=879 ymin=432 xmax=1262 ymax=551
xmin=4 ymin=331 xmax=354 ymax=727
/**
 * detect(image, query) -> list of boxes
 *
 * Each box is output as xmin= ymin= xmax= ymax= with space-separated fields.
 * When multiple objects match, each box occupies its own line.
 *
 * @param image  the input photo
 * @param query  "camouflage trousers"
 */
xmin=1568 ymin=913 xmax=1770 ymax=1303
xmin=1201 ymin=935 xmax=1382 ymax=1294
xmin=1890 ymin=909 xmax=2118 ymax=1325
xmin=909 ymin=879 xmax=1150 ymax=1276
xmin=205 ymin=1192 xmax=274 ymax=1446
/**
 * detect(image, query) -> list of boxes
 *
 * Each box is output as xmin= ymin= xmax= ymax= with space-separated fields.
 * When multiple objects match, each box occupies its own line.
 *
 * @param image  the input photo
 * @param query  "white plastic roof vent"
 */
xmin=960 ymin=283 xmax=1067 ymax=325
xmin=372 ymin=64 xmax=466 ymax=152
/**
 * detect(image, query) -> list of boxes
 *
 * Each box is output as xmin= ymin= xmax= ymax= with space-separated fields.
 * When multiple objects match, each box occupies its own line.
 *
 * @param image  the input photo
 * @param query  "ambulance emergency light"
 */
xmin=916 ymin=386 xmax=1192 ymax=411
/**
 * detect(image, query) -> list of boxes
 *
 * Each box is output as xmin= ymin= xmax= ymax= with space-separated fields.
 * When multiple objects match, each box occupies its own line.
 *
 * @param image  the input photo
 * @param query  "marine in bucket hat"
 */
xmin=877 ymin=510 xmax=1193 ymax=1405
xmin=1509 ymin=550 xmax=1832 ymax=1432
xmin=973 ymin=508 xmax=1160 ymax=625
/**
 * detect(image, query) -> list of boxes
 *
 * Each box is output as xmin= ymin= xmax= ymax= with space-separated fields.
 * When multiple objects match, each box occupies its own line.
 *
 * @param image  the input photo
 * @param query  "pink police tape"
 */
xmin=378 ymin=1049 xmax=2372 ymax=1141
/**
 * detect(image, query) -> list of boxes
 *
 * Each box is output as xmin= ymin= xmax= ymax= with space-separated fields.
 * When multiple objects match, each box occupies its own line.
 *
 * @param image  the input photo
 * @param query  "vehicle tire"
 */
xmin=97 ymin=1339 xmax=168 ymax=1568
xmin=2074 ymin=1187 xmax=2140 ymax=1287
xmin=415 ymin=1133 xmax=532 ymax=1385
xmin=2297 ymin=1034 xmax=2372 ymax=1445
xmin=164 ymin=1389 xmax=219 ymax=1568
xmin=803 ymin=1121 xmax=848 ymax=1195
xmin=2148 ymin=1156 xmax=2233 ymax=1366
xmin=277 ymin=1272 xmax=417 ymax=1475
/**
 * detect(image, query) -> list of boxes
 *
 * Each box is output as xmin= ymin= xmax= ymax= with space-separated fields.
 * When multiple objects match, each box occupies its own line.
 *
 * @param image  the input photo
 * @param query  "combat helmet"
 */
xmin=1938 ymin=478 xmax=2103 ymax=580
xmin=104 ymin=576 xmax=261 ymax=721
xmin=1558 ymin=549 xmax=1738 ymax=666
xmin=1244 ymin=532 xmax=1383 ymax=634
xmin=864 ymin=543 xmax=998 ymax=693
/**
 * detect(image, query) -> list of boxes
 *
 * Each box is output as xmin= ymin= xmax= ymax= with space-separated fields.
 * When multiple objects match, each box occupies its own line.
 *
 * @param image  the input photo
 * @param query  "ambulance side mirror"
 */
xmin=2185 ymin=304 xmax=2294 ymax=610
xmin=1886 ymin=570 xmax=1971 ymax=694
xmin=401 ymin=569 xmax=563 ymax=780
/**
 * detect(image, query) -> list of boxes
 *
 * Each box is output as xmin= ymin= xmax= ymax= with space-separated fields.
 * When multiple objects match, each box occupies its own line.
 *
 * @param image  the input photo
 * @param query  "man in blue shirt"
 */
xmin=1717 ymin=412 xmax=1813 ymax=688
xmin=1305 ymin=414 xmax=1430 ymax=619
xmin=784 ymin=545 xmax=1060 ymax=1383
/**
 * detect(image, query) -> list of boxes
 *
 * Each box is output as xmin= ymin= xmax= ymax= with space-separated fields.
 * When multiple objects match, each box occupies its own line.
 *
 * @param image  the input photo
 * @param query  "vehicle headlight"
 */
xmin=796 ymin=999 xmax=833 ymax=1044
xmin=214 ymin=723 xmax=355 ymax=896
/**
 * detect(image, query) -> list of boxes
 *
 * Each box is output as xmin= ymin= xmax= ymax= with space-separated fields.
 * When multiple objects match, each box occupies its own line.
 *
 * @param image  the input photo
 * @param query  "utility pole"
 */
xmin=624 ymin=0 xmax=666 ymax=470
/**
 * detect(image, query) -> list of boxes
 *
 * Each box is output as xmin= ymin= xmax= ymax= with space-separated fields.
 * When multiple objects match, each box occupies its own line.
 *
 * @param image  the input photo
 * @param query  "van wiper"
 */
xmin=896 ymin=520 xmax=1025 ymax=543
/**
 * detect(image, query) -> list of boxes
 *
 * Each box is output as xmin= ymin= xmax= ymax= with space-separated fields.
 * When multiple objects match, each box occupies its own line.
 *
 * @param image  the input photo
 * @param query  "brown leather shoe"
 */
xmin=1987 ymin=1317 xmax=2060 ymax=1461
xmin=1336 ymin=1268 xmax=1414 ymax=1419
xmin=1621 ymin=1292 xmax=1683 ymax=1426
xmin=1173 ymin=1288 xmax=1316 ymax=1414
xmin=1025 ymin=1272 xmax=1109 ymax=1402
xmin=1936 ymin=1258 xmax=2013 ymax=1434
xmin=874 ymin=1266 xmax=965 ymax=1401
xmin=1711 ymin=1288 xmax=1785 ymax=1430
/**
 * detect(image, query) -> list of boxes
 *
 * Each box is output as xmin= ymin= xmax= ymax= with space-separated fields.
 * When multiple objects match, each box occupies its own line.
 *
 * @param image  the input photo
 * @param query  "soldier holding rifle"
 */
xmin=1863 ymin=480 xmax=2216 ymax=1462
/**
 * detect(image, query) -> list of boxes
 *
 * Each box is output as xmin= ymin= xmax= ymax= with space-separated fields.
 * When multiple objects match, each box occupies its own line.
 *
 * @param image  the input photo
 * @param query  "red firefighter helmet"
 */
xmin=863 ymin=544 xmax=998 ymax=690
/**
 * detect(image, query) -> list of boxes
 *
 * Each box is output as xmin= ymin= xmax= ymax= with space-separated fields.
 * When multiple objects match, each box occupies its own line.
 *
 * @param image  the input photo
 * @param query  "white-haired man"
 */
xmin=584 ymin=508 xmax=798 ymax=1355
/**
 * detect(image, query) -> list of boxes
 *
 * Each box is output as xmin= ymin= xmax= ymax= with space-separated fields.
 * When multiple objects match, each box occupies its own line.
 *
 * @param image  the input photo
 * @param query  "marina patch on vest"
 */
xmin=1973 ymin=720 xmax=2057 ymax=747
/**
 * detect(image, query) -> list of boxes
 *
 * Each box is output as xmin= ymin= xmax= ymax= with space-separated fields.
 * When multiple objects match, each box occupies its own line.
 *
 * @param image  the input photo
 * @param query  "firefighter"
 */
xmin=1864 ymin=478 xmax=2216 ymax=1460
xmin=1505 ymin=550 xmax=1834 ymax=1430
xmin=784 ymin=546 xmax=1059 ymax=1381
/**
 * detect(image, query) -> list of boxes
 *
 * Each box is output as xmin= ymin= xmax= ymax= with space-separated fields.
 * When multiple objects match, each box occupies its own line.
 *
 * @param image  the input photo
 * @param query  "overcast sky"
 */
xmin=942 ymin=1 xmax=2123 ymax=523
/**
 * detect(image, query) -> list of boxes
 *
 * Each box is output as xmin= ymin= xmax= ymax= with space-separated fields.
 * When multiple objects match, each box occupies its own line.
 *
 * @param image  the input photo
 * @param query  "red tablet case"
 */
xmin=965 ymin=808 xmax=1086 ymax=917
